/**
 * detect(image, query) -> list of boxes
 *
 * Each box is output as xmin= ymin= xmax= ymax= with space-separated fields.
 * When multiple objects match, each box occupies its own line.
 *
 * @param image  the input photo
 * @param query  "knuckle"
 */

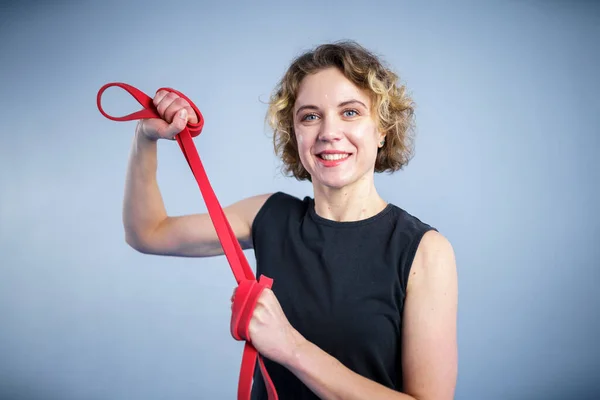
xmin=156 ymin=102 xmax=167 ymax=115
xmin=153 ymin=90 xmax=167 ymax=105
xmin=258 ymin=289 xmax=271 ymax=304
xmin=175 ymin=97 xmax=190 ymax=108
xmin=164 ymin=92 xmax=180 ymax=102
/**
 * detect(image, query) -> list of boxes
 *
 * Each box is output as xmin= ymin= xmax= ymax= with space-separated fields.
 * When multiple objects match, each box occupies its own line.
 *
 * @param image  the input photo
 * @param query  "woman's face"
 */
xmin=293 ymin=67 xmax=385 ymax=190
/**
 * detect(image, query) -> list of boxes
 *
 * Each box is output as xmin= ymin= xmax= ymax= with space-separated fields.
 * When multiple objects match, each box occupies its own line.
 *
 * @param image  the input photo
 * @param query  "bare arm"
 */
xmin=282 ymin=337 xmax=419 ymax=400
xmin=122 ymin=91 xmax=272 ymax=257
xmin=400 ymin=230 xmax=458 ymax=400
xmin=277 ymin=230 xmax=458 ymax=400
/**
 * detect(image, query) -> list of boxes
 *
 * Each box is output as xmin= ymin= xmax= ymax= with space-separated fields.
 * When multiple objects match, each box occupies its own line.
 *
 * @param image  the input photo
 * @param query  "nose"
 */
xmin=318 ymin=114 xmax=344 ymax=143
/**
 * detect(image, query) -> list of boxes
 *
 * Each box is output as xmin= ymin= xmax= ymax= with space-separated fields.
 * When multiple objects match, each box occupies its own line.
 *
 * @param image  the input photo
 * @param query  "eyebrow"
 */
xmin=295 ymin=99 xmax=368 ymax=116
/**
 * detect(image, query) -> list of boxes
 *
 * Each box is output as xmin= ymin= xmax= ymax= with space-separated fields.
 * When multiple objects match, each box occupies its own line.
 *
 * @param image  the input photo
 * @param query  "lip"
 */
xmin=314 ymin=150 xmax=352 ymax=168
xmin=317 ymin=150 xmax=351 ymax=154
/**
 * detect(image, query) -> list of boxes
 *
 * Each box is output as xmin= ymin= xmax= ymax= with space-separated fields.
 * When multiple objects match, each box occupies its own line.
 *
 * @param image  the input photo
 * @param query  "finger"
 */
xmin=158 ymin=109 xmax=188 ymax=139
xmin=183 ymin=104 xmax=199 ymax=124
xmin=230 ymin=287 xmax=237 ymax=311
xmin=163 ymin=97 xmax=192 ymax=124
xmin=155 ymin=92 xmax=180 ymax=121
xmin=154 ymin=91 xmax=199 ymax=124
xmin=153 ymin=90 xmax=170 ymax=107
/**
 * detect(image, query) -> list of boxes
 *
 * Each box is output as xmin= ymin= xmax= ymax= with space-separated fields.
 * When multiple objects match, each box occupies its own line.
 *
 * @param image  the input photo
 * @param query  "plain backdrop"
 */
xmin=1 ymin=0 xmax=599 ymax=399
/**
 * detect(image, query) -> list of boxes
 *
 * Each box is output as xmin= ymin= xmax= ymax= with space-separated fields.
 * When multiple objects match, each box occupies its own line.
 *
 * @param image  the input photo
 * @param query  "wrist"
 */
xmin=281 ymin=328 xmax=309 ymax=370
xmin=135 ymin=121 xmax=158 ymax=143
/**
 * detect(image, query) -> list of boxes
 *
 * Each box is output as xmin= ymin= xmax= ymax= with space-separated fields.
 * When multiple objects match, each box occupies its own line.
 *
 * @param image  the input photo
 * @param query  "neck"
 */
xmin=312 ymin=177 xmax=387 ymax=222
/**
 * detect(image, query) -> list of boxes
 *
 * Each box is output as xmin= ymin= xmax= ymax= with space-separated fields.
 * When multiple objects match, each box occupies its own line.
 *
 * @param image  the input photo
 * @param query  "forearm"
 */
xmin=122 ymin=124 xmax=168 ymax=248
xmin=282 ymin=333 xmax=417 ymax=400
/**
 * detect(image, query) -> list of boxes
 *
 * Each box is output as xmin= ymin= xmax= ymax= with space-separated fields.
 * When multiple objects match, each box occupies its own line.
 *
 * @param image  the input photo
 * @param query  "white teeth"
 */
xmin=320 ymin=153 xmax=349 ymax=161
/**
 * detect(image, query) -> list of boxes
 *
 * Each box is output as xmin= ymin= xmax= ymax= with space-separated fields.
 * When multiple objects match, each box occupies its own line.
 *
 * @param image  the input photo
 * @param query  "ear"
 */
xmin=378 ymin=131 xmax=386 ymax=148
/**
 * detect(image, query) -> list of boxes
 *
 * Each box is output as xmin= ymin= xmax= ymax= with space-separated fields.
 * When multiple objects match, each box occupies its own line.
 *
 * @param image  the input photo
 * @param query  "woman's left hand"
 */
xmin=231 ymin=287 xmax=303 ymax=365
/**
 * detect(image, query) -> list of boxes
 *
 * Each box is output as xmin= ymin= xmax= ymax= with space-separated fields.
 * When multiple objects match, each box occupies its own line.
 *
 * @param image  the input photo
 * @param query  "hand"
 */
xmin=231 ymin=286 xmax=304 ymax=365
xmin=138 ymin=90 xmax=199 ymax=141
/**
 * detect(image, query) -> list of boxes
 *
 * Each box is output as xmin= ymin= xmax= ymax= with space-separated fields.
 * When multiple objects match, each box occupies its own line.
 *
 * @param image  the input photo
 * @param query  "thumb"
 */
xmin=161 ymin=109 xmax=188 ymax=139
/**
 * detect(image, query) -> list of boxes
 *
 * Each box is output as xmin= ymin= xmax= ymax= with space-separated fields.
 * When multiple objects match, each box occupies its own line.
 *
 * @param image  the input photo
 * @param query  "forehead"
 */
xmin=295 ymin=67 xmax=371 ymax=108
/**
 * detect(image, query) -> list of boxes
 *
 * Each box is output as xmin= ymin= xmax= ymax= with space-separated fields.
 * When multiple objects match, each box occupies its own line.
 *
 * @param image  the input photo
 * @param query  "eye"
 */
xmin=343 ymin=109 xmax=359 ymax=118
xmin=301 ymin=113 xmax=319 ymax=121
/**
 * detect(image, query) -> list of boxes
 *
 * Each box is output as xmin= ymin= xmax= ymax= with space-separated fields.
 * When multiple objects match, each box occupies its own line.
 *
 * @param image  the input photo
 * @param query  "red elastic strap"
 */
xmin=96 ymin=82 xmax=278 ymax=400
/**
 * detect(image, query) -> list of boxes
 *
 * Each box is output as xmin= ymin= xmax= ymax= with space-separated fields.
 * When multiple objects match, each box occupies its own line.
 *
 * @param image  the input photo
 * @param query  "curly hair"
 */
xmin=266 ymin=40 xmax=416 ymax=181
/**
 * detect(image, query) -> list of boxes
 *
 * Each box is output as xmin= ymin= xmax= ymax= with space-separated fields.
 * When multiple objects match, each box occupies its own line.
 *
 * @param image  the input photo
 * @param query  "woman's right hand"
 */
xmin=138 ymin=90 xmax=199 ymax=141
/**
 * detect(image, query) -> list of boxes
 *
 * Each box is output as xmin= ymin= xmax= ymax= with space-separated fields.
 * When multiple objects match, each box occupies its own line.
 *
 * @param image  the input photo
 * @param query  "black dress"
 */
xmin=250 ymin=192 xmax=436 ymax=399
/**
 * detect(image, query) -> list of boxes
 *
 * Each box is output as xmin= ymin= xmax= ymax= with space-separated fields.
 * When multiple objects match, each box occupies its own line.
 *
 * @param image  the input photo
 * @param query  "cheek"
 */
xmin=295 ymin=131 xmax=312 ymax=166
xmin=295 ymin=129 xmax=312 ymax=153
xmin=349 ymin=124 xmax=379 ymax=149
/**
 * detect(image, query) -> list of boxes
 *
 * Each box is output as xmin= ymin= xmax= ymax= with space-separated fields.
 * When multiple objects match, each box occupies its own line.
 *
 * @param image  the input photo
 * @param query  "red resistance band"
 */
xmin=97 ymin=82 xmax=278 ymax=400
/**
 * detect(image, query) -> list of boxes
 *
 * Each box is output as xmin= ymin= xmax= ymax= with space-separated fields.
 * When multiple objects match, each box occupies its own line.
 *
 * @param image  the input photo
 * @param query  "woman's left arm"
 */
xmin=246 ymin=229 xmax=458 ymax=400
xmin=397 ymin=230 xmax=458 ymax=400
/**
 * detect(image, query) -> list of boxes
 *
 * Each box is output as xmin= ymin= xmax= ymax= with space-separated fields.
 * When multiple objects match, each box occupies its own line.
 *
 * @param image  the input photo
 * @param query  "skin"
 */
xmin=124 ymin=67 xmax=458 ymax=399
xmin=293 ymin=67 xmax=389 ymax=222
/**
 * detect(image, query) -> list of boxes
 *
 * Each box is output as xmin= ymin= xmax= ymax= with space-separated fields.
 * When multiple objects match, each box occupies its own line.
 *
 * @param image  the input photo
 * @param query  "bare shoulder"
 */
xmin=137 ymin=193 xmax=275 ymax=257
xmin=401 ymin=229 xmax=458 ymax=400
xmin=226 ymin=192 xmax=275 ymax=235
xmin=407 ymin=230 xmax=457 ymax=292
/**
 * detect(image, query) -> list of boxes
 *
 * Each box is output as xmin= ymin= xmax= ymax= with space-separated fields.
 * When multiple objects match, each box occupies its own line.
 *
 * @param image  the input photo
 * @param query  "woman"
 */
xmin=123 ymin=41 xmax=458 ymax=400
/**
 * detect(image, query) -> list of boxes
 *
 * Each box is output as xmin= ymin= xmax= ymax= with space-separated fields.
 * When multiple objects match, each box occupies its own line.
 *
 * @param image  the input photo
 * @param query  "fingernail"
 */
xmin=179 ymin=109 xmax=187 ymax=119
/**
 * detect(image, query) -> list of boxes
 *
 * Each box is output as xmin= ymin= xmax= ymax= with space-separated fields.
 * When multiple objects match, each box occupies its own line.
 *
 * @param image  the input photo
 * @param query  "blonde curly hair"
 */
xmin=266 ymin=40 xmax=416 ymax=181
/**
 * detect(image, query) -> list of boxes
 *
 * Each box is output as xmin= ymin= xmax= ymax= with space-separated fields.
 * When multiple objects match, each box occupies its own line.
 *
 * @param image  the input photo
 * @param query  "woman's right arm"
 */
xmin=122 ymin=90 xmax=272 ymax=258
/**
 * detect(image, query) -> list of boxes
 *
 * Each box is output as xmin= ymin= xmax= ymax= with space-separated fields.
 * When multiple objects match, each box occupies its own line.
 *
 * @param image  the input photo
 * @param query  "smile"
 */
xmin=318 ymin=153 xmax=350 ymax=161
xmin=315 ymin=151 xmax=352 ymax=167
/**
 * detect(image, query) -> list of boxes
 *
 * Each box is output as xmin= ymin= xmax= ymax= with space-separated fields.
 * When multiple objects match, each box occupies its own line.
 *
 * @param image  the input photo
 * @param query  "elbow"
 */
xmin=404 ymin=384 xmax=456 ymax=400
xmin=123 ymin=220 xmax=170 ymax=255
xmin=124 ymin=233 xmax=144 ymax=253
xmin=124 ymin=229 xmax=154 ymax=254
xmin=407 ymin=394 xmax=452 ymax=400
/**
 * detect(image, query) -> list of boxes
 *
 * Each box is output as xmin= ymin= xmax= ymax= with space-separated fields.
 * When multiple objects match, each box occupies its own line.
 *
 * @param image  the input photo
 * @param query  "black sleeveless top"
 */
xmin=250 ymin=192 xmax=436 ymax=399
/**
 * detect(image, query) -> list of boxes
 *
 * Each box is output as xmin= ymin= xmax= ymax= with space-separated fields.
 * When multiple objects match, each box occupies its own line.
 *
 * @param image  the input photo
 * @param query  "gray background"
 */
xmin=1 ymin=0 xmax=598 ymax=399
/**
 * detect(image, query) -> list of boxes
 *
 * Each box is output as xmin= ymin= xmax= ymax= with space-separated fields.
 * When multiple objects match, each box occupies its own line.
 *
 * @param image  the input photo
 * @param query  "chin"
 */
xmin=311 ymin=171 xmax=357 ymax=190
xmin=304 ymin=154 xmax=369 ymax=190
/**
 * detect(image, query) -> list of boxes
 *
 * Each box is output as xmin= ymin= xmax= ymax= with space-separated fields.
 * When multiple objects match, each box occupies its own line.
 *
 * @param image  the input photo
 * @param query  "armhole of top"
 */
xmin=251 ymin=191 xmax=285 ymax=249
xmin=401 ymin=226 xmax=438 ymax=298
